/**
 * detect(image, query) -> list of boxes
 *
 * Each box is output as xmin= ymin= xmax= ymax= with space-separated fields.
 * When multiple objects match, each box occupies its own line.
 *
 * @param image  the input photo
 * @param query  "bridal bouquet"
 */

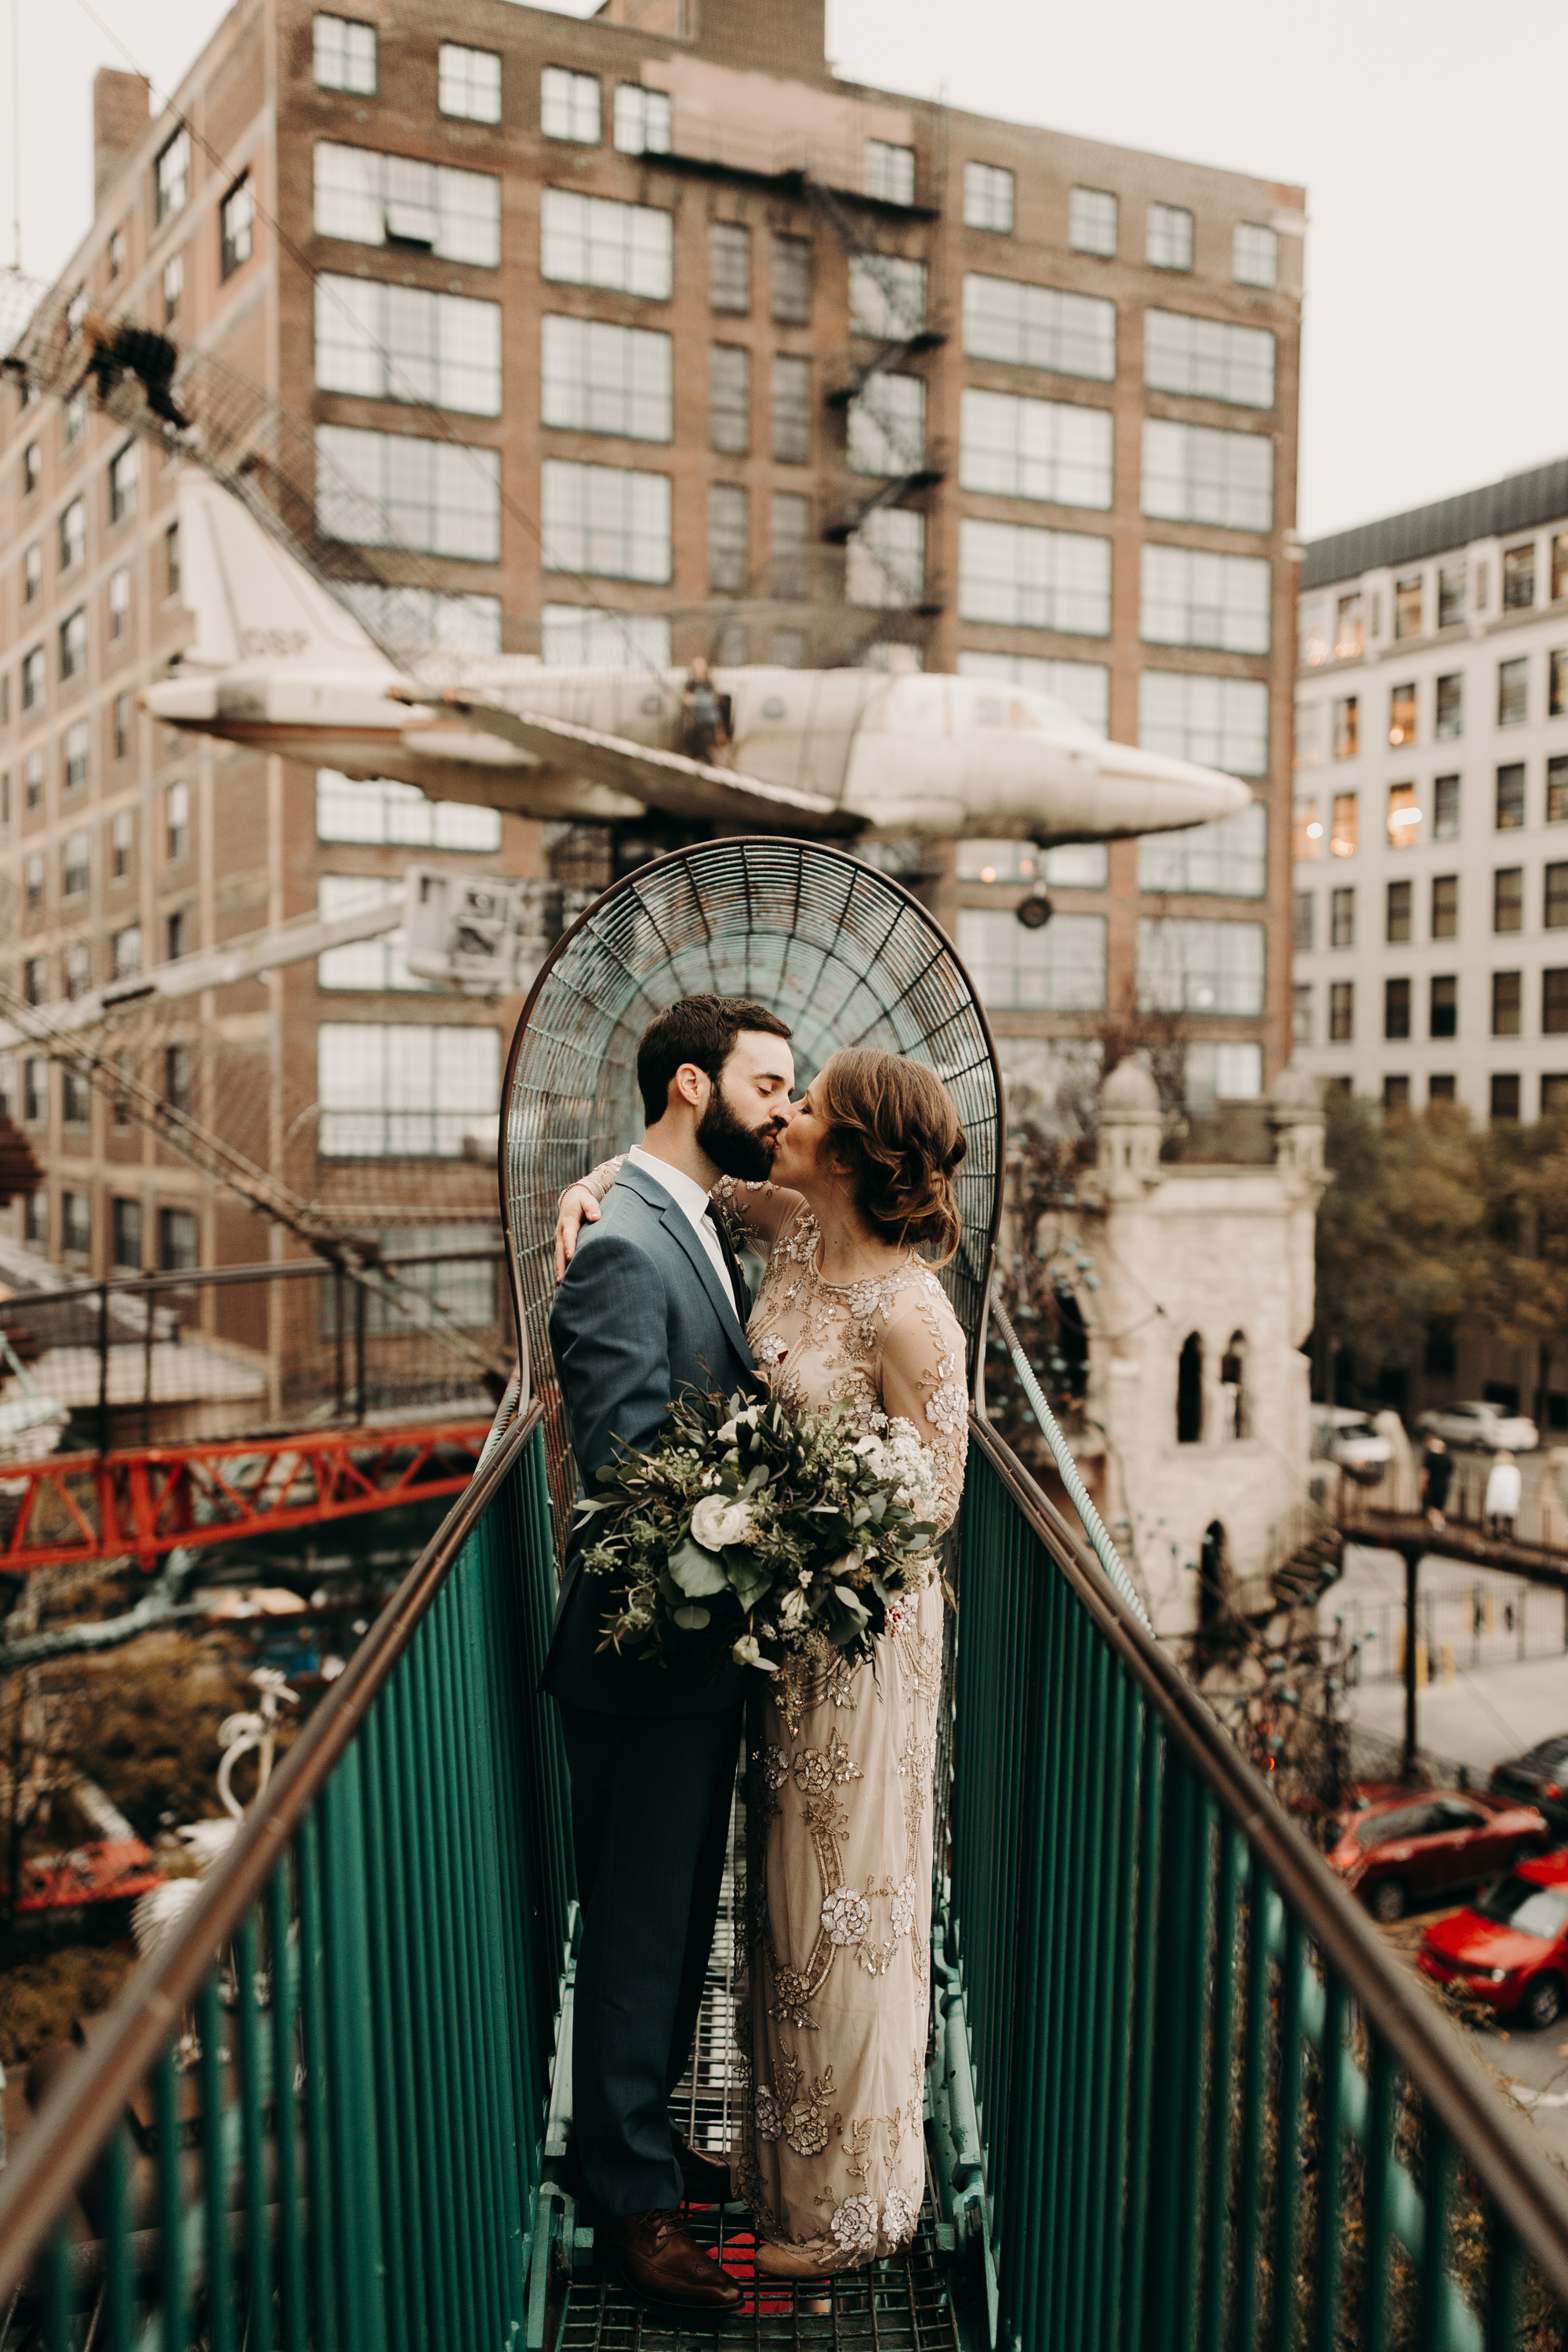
xmin=575 ymin=1385 xmax=941 ymax=1676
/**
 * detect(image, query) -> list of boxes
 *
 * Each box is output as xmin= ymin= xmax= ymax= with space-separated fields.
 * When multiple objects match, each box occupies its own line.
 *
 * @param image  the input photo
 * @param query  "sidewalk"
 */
xmin=1345 ymin=1650 xmax=1568 ymax=1777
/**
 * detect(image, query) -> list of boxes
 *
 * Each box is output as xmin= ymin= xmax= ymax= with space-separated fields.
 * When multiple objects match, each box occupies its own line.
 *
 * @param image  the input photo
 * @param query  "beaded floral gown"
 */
xmin=719 ymin=1183 xmax=968 ymax=2267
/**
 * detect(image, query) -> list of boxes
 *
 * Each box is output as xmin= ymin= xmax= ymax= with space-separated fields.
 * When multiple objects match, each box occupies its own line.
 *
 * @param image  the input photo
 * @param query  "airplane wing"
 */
xmin=422 ymin=692 xmax=862 ymax=834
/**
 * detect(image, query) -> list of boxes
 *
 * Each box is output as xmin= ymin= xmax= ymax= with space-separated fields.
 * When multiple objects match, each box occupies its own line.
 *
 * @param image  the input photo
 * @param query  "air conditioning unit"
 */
xmin=401 ymin=869 xmax=564 ymax=995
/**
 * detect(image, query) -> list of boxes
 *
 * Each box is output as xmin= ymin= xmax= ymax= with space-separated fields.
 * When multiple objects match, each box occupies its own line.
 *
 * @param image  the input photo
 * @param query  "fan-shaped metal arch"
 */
xmin=499 ymin=838 xmax=1005 ymax=1547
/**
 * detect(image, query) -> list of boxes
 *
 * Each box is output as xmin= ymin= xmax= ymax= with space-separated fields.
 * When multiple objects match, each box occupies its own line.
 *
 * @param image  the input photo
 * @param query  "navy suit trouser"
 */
xmin=557 ymin=1699 xmax=743 ymax=2216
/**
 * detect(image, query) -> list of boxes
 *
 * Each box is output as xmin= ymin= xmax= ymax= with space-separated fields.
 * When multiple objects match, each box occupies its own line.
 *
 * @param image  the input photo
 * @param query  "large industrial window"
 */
xmin=1137 ymin=917 xmax=1265 ymax=1016
xmin=956 ymin=649 xmax=1109 ymax=734
xmin=540 ymin=188 xmax=670 ymax=298
xmin=1137 ymin=800 xmax=1266 ymax=897
xmin=316 ymin=278 xmax=502 ymax=415
xmin=864 ymin=140 xmax=915 ymax=205
xmin=540 ymin=459 xmax=671 ymax=583
xmin=1138 ymin=671 xmax=1269 ymax=776
xmin=956 ymin=909 xmax=1106 ymax=1011
xmin=318 ymin=876 xmax=432 ymax=993
xmin=540 ymin=67 xmax=600 ymax=144
xmin=709 ymin=484 xmax=749 ymax=593
xmin=771 ymin=235 xmax=812 ymax=324
xmin=1140 ymin=418 xmax=1272 ymax=532
xmin=1139 ymin=545 xmax=1270 ymax=653
xmin=541 ymin=315 xmax=671 ymax=441
xmin=316 ymin=771 xmax=500 ymax=851
xmin=1144 ymin=310 xmax=1275 ymax=408
xmin=960 ymin=390 xmax=1112 ymax=508
xmin=770 ymin=493 xmax=809 ymax=601
xmin=318 ymin=426 xmax=500 ymax=561
xmin=709 ymin=346 xmax=750 ymax=455
xmin=613 ymin=84 xmax=671 ymax=156
xmin=314 ymin=16 xmax=376 ymax=94
xmin=959 ymin=519 xmax=1111 ymax=634
xmin=1232 ymin=221 xmax=1278 ymax=286
xmin=710 ymin=223 xmax=750 ymax=313
xmin=439 ymin=45 xmax=501 ymax=124
xmin=318 ymin=1023 xmax=501 ymax=1157
xmin=770 ymin=356 xmax=811 ymax=463
xmin=1069 ymin=186 xmax=1117 ymax=256
xmin=315 ymin=143 xmax=501 ymax=267
xmin=154 ymin=127 xmax=190 ymax=223
xmin=964 ymin=163 xmax=1014 ymax=233
xmin=337 ymin=583 xmax=502 ymax=653
xmin=848 ymin=255 xmax=927 ymax=340
xmin=963 ymin=274 xmax=1115 ymax=381
xmin=540 ymin=605 xmax=671 ymax=669
xmin=1145 ymin=202 xmax=1192 ymax=270
xmin=848 ymin=373 xmax=925 ymax=477
xmin=846 ymin=508 xmax=924 ymax=611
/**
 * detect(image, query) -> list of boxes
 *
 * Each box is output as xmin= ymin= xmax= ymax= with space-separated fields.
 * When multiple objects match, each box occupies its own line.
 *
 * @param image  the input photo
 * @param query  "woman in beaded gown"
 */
xmin=561 ymin=1047 xmax=969 ymax=2281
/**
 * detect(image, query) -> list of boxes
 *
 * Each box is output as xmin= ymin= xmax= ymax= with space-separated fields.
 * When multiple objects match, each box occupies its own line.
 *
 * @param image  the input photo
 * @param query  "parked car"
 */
xmin=1418 ymin=1855 xmax=1568 ymax=2028
xmin=1489 ymin=1734 xmax=1568 ymax=1836
xmin=1311 ymin=1406 xmax=1395 ymax=1484
xmin=1416 ymin=1399 xmax=1538 ymax=1452
xmin=1325 ymin=1785 xmax=1547 ymax=1922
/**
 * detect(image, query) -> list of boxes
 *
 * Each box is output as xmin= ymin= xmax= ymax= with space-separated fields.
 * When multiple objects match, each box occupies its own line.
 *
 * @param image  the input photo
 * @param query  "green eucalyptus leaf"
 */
xmin=667 ymin=1537 xmax=731 ymax=1598
xmin=672 ymin=1603 xmax=711 ymax=1631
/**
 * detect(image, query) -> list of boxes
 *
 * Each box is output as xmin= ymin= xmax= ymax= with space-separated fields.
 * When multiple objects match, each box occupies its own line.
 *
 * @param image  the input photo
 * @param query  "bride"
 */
xmin=558 ymin=1046 xmax=969 ymax=2281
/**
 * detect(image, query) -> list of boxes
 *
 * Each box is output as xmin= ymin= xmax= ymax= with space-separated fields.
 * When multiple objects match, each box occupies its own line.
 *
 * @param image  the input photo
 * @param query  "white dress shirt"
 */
xmin=627 ymin=1145 xmax=736 ymax=1307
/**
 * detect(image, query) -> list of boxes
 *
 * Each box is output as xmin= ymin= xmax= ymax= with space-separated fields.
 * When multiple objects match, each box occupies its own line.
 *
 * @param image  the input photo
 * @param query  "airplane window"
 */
xmin=762 ymin=697 xmax=786 ymax=719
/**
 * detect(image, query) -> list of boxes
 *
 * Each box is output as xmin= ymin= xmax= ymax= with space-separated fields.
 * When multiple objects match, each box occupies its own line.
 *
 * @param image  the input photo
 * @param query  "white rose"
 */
xmin=691 ymin=1494 xmax=756 ymax=1551
xmin=826 ymin=1549 xmax=862 ymax=1580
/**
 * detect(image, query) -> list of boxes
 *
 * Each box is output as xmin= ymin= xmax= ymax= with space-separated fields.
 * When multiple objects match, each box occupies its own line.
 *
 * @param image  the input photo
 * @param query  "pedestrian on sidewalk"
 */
xmin=1486 ymin=1449 xmax=1521 ymax=1539
xmin=1421 ymin=1436 xmax=1452 ymax=1530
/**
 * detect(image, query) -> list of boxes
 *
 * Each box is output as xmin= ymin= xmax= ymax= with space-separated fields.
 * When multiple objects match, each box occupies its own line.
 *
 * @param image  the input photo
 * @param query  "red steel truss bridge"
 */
xmin=0 ymin=1419 xmax=490 ymax=1573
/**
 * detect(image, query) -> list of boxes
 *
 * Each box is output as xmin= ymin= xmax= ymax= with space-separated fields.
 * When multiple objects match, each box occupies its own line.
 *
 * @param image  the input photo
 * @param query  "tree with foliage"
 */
xmin=1471 ymin=1115 xmax=1568 ymax=1425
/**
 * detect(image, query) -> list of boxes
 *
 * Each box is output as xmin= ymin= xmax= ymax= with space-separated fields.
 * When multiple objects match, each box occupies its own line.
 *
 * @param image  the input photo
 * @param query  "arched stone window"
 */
xmin=1176 ymin=1331 xmax=1203 ymax=1444
xmin=1220 ymin=1329 xmax=1248 ymax=1439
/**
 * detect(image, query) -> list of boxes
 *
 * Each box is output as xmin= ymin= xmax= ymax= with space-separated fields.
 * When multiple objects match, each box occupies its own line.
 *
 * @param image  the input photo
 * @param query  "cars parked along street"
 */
xmin=1311 ymin=1406 xmax=1395 ymax=1483
xmin=1418 ymin=1855 xmax=1568 ymax=2029
xmin=1490 ymin=1734 xmax=1568 ymax=1837
xmin=1415 ymin=1400 xmax=1538 ymax=1452
xmin=1325 ymin=1785 xmax=1547 ymax=1923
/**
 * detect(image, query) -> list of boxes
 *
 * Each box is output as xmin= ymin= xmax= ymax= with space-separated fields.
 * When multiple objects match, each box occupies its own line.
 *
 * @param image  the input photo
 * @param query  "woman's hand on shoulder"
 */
xmin=553 ymin=1184 xmax=601 ymax=1281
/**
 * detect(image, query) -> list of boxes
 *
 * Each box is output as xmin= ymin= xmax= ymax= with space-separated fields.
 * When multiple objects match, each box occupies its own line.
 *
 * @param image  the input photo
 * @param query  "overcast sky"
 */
xmin=4 ymin=0 xmax=1563 ymax=543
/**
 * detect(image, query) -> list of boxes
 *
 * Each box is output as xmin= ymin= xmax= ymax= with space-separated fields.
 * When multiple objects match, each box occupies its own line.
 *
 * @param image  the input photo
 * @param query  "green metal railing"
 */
xmin=0 ymin=1393 xmax=572 ymax=2352
xmin=939 ymin=1421 xmax=1568 ymax=2352
xmin=6 ymin=1395 xmax=1568 ymax=2352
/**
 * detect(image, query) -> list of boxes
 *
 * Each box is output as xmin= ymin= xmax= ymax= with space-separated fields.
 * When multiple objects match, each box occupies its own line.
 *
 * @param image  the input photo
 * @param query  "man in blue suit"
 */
xmin=547 ymin=995 xmax=794 ymax=2314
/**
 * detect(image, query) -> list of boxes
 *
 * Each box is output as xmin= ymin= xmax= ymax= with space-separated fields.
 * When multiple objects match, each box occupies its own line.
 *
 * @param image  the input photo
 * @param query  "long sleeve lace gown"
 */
xmin=569 ymin=1156 xmax=967 ymax=2265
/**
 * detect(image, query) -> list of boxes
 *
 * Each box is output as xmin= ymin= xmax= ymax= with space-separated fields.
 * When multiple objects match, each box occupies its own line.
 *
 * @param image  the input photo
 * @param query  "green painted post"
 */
xmin=296 ymin=1813 xmax=337 ymax=2352
xmin=1269 ymin=1914 xmax=1307 ymax=2352
xmin=1311 ymin=1975 xmax=1347 ymax=2352
xmin=1200 ymin=1822 xmax=1244 ymax=2352
xmin=1122 ymin=1708 xmax=1166 ymax=2350
xmin=320 ymin=1746 xmax=390 ymax=2352
xmin=1103 ymin=1686 xmax=1146 ymax=2335
xmin=358 ymin=1706 xmax=412 ymax=2352
xmin=268 ymin=1859 xmax=307 ymax=2352
xmin=1235 ymin=1866 xmax=1272 ymax=2352
xmin=198 ymin=1973 xmax=235 ymax=2352
xmin=100 ymin=2114 xmax=133 ymax=2352
xmin=154 ymin=2044 xmax=185 ymax=2352
xmin=1360 ymin=2037 xmax=1397 ymax=2352
xmin=234 ymin=1912 xmax=273 ymax=2352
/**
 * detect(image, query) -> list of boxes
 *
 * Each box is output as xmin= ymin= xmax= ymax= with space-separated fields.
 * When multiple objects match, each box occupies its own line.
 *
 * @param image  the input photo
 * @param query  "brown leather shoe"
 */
xmin=598 ymin=2209 xmax=744 ymax=2314
xmin=675 ymin=2135 xmax=736 ymax=2205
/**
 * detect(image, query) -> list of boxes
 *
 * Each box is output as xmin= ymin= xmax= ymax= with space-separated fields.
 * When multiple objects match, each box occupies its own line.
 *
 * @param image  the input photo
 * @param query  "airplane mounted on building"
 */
xmin=144 ymin=478 xmax=1252 ymax=847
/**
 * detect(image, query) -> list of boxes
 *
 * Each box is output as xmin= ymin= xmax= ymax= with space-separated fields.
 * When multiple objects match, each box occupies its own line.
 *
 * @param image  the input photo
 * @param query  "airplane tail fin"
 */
xmin=177 ymin=477 xmax=396 ymax=676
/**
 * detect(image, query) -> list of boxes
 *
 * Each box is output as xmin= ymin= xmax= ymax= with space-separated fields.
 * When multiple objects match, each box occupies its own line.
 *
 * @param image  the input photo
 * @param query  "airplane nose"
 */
xmin=1091 ymin=743 xmax=1253 ymax=822
xmin=142 ymin=676 xmax=219 ymax=724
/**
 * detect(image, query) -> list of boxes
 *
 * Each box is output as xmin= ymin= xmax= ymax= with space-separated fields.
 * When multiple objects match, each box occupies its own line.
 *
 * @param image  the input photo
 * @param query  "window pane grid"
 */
xmin=540 ymin=604 xmax=671 ymax=668
xmin=1140 ymin=544 xmax=1271 ymax=654
xmin=1140 ymin=417 xmax=1272 ymax=532
xmin=1144 ymin=308 xmax=1275 ymax=408
xmin=959 ymin=518 xmax=1111 ymax=635
xmin=316 ymin=769 xmax=501 ymax=849
xmin=1232 ymin=222 xmax=1278 ymax=287
xmin=1069 ymin=187 xmax=1117 ymax=256
xmin=318 ymin=1022 xmax=500 ymax=1156
xmin=542 ymin=187 xmax=671 ymax=299
xmin=317 ymin=425 xmax=501 ymax=561
xmin=1138 ymin=671 xmax=1269 ymax=777
xmin=314 ymin=142 xmax=500 ymax=267
xmin=541 ymin=67 xmax=600 ymax=143
xmin=542 ymin=314 xmax=672 ymax=441
xmin=960 ymin=389 xmax=1112 ymax=509
xmin=541 ymin=458 xmax=672 ymax=582
xmin=1146 ymin=202 xmax=1193 ymax=270
xmin=964 ymin=163 xmax=1014 ymax=234
xmin=613 ymin=84 xmax=671 ymax=157
xmin=1136 ymin=916 xmax=1265 ymax=1014
xmin=315 ymin=276 xmax=502 ymax=415
xmin=314 ymin=15 xmax=376 ymax=93
xmin=956 ymin=649 xmax=1109 ymax=733
xmin=964 ymin=273 xmax=1115 ymax=380
xmin=1137 ymin=800 xmax=1266 ymax=896
xmin=438 ymin=44 xmax=501 ymax=123
xmin=956 ymin=909 xmax=1106 ymax=1010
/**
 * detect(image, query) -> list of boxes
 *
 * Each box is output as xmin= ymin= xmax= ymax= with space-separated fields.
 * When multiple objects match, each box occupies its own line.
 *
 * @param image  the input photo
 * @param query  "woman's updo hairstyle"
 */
xmin=816 ymin=1048 xmax=967 ymax=1265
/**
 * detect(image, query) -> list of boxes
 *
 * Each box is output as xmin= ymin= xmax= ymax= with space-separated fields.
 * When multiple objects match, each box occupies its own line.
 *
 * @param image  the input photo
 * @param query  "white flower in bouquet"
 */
xmin=732 ymin=1632 xmax=778 ymax=1671
xmin=778 ymin=1586 xmax=809 ymax=1629
xmin=690 ymin=1493 xmax=757 ymax=1551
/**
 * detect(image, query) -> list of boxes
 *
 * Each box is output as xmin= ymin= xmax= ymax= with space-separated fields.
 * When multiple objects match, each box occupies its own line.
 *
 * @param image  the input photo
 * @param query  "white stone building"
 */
xmin=1293 ymin=457 xmax=1568 ymax=1125
xmin=1083 ymin=1058 xmax=1327 ymax=1635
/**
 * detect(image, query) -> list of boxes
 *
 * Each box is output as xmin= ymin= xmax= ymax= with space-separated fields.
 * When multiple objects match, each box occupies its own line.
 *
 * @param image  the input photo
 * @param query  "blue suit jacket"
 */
xmin=544 ymin=1157 xmax=757 ymax=1715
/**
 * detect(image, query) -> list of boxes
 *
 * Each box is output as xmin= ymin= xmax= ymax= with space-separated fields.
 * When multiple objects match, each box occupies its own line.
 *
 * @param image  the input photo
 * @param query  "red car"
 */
xmin=1325 ymin=1786 xmax=1547 ymax=1923
xmin=1419 ymin=1855 xmax=1568 ymax=2029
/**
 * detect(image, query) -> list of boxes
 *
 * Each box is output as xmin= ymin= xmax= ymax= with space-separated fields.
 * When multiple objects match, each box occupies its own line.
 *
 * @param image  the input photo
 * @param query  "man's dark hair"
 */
xmin=637 ymin=995 xmax=792 ymax=1125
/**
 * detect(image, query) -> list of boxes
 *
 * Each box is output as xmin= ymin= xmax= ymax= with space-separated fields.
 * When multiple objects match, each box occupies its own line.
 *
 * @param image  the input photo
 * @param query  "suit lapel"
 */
xmin=619 ymin=1162 xmax=754 ymax=1363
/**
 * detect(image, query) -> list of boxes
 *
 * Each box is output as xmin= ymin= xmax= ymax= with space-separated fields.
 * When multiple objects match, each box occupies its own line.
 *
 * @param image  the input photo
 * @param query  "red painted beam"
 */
xmin=0 ymin=1421 xmax=491 ymax=1571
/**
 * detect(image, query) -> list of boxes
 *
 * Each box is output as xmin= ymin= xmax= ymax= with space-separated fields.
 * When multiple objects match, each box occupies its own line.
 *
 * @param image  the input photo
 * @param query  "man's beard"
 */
xmin=697 ymin=1081 xmax=779 ymax=1183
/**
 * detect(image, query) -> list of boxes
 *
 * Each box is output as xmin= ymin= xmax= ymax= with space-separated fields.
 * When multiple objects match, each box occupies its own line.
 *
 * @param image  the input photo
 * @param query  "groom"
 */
xmin=546 ymin=994 xmax=794 ymax=2314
